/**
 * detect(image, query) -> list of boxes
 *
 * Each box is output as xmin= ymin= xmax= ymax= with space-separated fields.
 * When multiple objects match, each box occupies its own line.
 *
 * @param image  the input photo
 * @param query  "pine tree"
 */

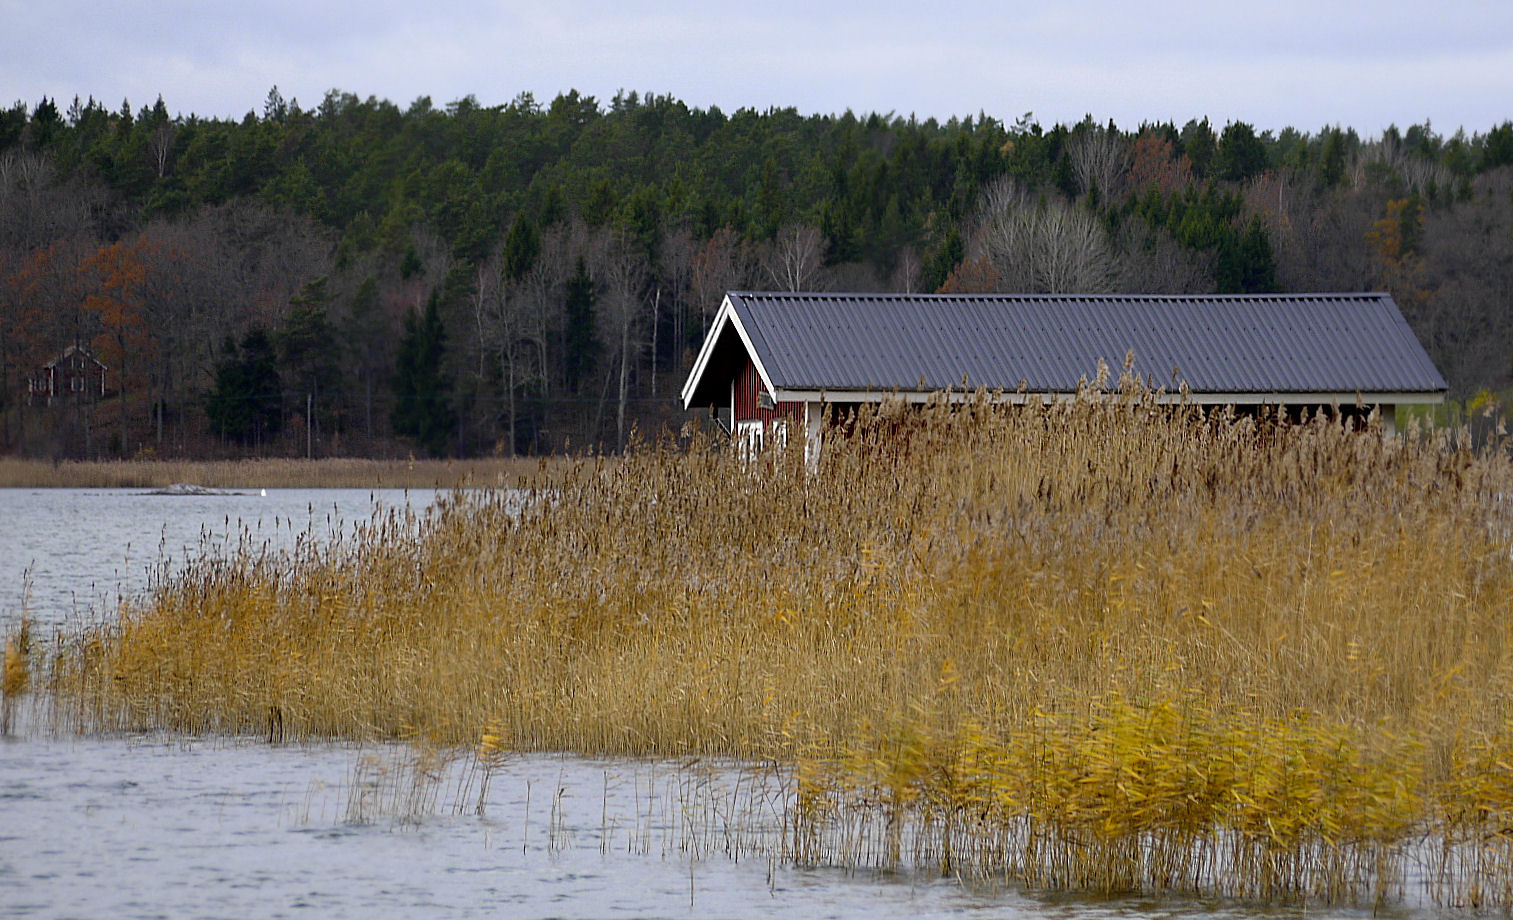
xmin=1180 ymin=118 xmax=1216 ymax=179
xmin=1215 ymin=121 xmax=1268 ymax=183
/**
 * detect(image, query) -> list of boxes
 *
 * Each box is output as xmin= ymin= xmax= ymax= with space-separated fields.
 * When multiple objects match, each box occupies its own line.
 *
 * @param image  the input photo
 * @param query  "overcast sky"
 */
xmin=3 ymin=0 xmax=1509 ymax=136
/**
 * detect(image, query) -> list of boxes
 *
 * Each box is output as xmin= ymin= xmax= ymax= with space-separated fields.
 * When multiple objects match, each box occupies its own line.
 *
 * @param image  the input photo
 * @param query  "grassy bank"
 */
xmin=19 ymin=393 xmax=1513 ymax=904
xmin=0 ymin=455 xmax=571 ymax=490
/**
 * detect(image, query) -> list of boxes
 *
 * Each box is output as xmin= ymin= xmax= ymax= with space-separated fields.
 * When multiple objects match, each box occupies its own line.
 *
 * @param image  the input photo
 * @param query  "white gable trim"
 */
xmin=680 ymin=294 xmax=779 ymax=410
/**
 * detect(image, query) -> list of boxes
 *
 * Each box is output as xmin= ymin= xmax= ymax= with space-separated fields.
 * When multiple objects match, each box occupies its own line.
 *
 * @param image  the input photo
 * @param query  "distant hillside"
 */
xmin=2 ymin=89 xmax=1510 ymax=458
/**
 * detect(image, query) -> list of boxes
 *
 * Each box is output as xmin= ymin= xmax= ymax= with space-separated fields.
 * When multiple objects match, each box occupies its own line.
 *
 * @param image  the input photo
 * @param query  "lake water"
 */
xmin=6 ymin=732 xmax=1071 ymax=920
xmin=0 ymin=489 xmax=1441 ymax=918
xmin=0 ymin=487 xmax=440 ymax=634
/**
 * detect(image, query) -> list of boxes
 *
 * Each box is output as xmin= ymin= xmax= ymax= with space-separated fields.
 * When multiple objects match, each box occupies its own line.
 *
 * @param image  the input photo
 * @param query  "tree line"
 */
xmin=2 ymin=87 xmax=1510 ymax=458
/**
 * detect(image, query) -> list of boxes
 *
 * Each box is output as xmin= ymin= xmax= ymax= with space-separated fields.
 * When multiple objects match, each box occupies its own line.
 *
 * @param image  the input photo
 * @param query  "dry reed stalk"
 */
xmin=2 ymin=617 xmax=30 ymax=735
xmin=32 ymin=389 xmax=1513 ymax=903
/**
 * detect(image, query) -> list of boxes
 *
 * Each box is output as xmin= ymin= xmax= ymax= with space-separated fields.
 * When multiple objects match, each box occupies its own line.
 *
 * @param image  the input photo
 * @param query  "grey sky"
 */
xmin=3 ymin=0 xmax=1509 ymax=135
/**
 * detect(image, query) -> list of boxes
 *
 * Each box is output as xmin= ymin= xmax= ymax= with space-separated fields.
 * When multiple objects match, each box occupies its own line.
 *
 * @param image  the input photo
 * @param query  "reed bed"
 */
xmin=22 ymin=388 xmax=1513 ymax=906
xmin=0 ymin=455 xmax=568 ymax=490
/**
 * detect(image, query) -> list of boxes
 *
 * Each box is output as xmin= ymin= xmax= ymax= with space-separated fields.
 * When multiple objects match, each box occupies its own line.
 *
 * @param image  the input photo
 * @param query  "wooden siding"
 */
xmin=734 ymin=357 xmax=803 ymax=424
xmin=28 ymin=346 xmax=108 ymax=407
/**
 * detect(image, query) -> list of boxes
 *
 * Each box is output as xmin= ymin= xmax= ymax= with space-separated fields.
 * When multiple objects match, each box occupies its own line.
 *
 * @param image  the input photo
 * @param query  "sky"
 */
xmin=2 ymin=0 xmax=1510 ymax=136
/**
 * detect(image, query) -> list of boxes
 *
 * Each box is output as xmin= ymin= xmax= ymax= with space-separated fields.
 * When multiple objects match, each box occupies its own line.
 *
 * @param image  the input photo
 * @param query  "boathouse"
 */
xmin=680 ymin=291 xmax=1448 ymax=457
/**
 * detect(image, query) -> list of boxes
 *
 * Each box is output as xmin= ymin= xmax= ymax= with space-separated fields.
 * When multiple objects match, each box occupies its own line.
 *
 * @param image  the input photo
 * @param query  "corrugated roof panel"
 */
xmin=718 ymin=292 xmax=1447 ymax=397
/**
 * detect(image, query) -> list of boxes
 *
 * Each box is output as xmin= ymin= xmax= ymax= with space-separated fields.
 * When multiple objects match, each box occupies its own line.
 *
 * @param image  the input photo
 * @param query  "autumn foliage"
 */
xmin=4 ymin=98 xmax=1513 ymax=458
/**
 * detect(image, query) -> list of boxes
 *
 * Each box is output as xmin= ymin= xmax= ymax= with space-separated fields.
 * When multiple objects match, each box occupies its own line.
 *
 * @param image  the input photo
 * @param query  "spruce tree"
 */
xmin=391 ymin=294 xmax=454 ymax=456
xmin=503 ymin=213 xmax=540 ymax=281
xmin=206 ymin=328 xmax=282 ymax=447
xmin=562 ymin=257 xmax=597 ymax=394
xmin=280 ymin=278 xmax=341 ymax=430
xmin=920 ymin=225 xmax=965 ymax=293
xmin=1321 ymin=129 xmax=1347 ymax=188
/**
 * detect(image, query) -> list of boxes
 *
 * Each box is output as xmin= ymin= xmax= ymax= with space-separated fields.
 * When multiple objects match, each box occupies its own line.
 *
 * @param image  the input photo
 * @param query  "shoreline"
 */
xmin=0 ymin=456 xmax=577 ymax=490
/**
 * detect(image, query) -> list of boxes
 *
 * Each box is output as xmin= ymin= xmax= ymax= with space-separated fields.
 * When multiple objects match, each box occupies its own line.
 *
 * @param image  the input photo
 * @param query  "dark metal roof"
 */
xmin=721 ymin=291 xmax=1447 ymax=396
xmin=42 ymin=343 xmax=107 ymax=370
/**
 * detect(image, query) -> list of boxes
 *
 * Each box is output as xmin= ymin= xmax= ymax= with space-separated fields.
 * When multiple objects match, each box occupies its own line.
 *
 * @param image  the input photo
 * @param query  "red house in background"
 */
xmin=28 ymin=344 xmax=108 ymax=407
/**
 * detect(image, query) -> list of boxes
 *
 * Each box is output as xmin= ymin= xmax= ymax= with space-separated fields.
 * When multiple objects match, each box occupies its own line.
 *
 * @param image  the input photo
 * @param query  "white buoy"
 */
xmin=260 ymin=488 xmax=267 ymax=497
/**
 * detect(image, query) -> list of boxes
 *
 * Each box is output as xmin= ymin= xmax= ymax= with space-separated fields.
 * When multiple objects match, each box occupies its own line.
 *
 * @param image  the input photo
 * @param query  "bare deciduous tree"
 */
xmin=1068 ymin=125 xmax=1131 ymax=202
xmin=592 ymin=232 xmax=648 ymax=452
xmin=761 ymin=223 xmax=828 ymax=292
xmin=657 ymin=226 xmax=702 ymax=373
xmin=1254 ymin=180 xmax=1378 ymax=293
xmin=970 ymin=178 xmax=1118 ymax=293
xmin=475 ymin=240 xmax=554 ymax=456
xmin=1350 ymin=135 xmax=1455 ymax=196
xmin=1416 ymin=167 xmax=1513 ymax=388
xmin=193 ymin=201 xmax=336 ymax=328
xmin=0 ymin=151 xmax=97 ymax=249
xmin=148 ymin=122 xmax=177 ymax=180
xmin=889 ymin=246 xmax=922 ymax=293
xmin=690 ymin=226 xmax=752 ymax=332
xmin=137 ymin=221 xmax=230 ymax=450
xmin=1113 ymin=218 xmax=1215 ymax=294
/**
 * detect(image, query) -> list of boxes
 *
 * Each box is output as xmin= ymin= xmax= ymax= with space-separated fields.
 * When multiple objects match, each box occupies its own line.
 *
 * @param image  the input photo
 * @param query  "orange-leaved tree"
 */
xmin=1366 ymin=196 xmax=1436 ymax=361
xmin=81 ymin=238 xmax=156 ymax=455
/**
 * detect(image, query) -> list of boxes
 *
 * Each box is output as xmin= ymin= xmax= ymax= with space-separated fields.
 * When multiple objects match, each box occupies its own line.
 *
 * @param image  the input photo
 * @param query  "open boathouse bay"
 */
xmin=13 ymin=393 xmax=1513 ymax=909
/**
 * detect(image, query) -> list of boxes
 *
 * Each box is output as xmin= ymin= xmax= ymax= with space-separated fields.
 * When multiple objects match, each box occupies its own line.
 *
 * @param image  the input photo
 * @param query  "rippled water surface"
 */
xmin=0 ymin=490 xmax=1444 ymax=918
xmin=1 ymin=730 xmax=1367 ymax=920
xmin=3 ymin=735 xmax=1017 ymax=920
xmin=0 ymin=487 xmax=435 ymax=632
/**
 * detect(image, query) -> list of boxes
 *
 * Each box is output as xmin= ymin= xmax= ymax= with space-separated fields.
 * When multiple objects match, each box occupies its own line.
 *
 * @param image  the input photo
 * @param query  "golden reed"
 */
xmin=25 ymin=389 xmax=1513 ymax=904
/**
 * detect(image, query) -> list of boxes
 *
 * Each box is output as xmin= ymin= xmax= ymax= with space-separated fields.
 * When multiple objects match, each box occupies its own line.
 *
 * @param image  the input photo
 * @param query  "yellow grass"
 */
xmin=2 ymin=617 xmax=30 ymax=735
xmin=0 ymin=456 xmax=574 ymax=490
xmin=27 ymin=390 xmax=1513 ymax=905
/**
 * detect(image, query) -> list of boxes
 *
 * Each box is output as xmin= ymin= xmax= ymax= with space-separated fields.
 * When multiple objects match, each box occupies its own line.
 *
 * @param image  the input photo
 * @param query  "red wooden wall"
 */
xmin=734 ymin=358 xmax=803 ymax=424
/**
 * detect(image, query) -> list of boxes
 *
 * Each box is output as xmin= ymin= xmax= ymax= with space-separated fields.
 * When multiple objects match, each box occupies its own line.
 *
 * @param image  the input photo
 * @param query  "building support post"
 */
xmin=804 ymin=400 xmax=823 ymax=471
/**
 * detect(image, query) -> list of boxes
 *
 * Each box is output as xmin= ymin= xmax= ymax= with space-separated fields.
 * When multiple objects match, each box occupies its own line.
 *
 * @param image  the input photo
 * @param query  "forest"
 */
xmin=1 ymin=87 xmax=1510 ymax=459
